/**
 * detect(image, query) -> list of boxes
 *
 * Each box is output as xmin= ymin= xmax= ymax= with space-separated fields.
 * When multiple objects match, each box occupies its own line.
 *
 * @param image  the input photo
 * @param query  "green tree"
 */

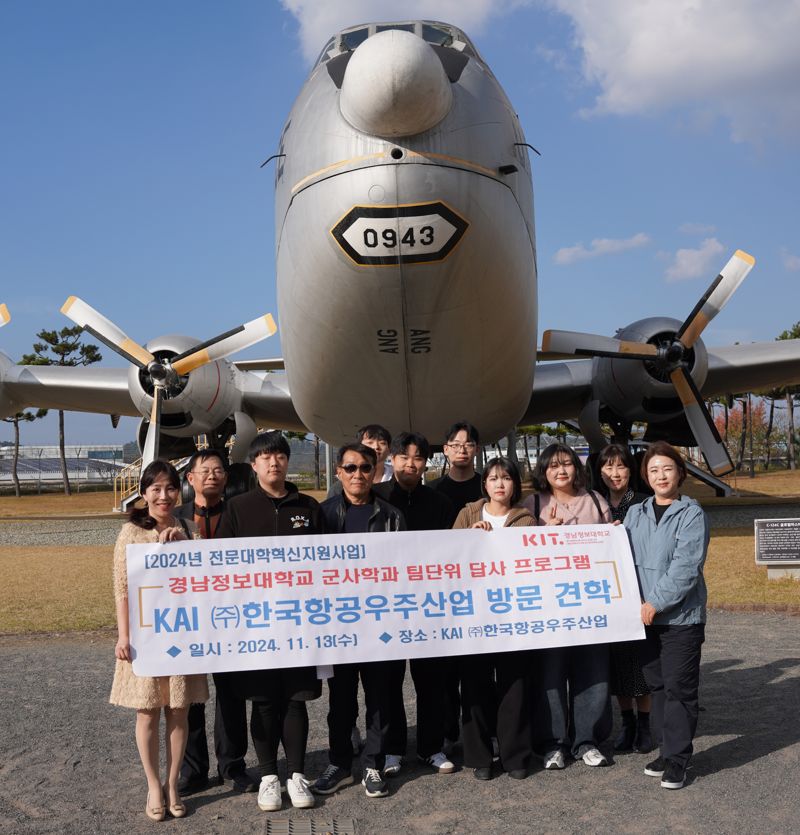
xmin=21 ymin=326 xmax=102 ymax=495
xmin=2 ymin=409 xmax=48 ymax=496
xmin=777 ymin=322 xmax=800 ymax=470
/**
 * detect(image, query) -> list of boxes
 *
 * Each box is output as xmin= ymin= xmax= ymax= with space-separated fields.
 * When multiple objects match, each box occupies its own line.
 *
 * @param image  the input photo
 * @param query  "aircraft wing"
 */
xmin=704 ymin=339 xmax=800 ymax=395
xmin=0 ymin=352 xmax=136 ymax=418
xmin=520 ymin=360 xmax=594 ymax=425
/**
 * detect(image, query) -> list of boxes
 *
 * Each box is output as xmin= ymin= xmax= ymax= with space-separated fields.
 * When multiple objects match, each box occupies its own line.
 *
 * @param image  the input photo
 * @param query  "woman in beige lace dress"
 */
xmin=110 ymin=461 xmax=208 ymax=821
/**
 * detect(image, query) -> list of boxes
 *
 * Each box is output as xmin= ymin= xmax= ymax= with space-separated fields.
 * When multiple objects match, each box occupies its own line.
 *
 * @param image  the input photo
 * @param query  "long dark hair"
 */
xmin=482 ymin=457 xmax=522 ymax=505
xmin=129 ymin=460 xmax=181 ymax=530
xmin=534 ymin=443 xmax=586 ymax=493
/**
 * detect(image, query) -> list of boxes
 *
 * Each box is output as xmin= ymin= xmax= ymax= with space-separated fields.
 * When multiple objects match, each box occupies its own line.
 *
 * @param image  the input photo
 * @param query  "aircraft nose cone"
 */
xmin=340 ymin=29 xmax=453 ymax=138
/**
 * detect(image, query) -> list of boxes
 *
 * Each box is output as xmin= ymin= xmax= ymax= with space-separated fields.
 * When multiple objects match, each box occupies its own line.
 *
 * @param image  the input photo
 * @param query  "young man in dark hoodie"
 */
xmin=374 ymin=432 xmax=457 ymax=777
xmin=216 ymin=431 xmax=324 ymax=813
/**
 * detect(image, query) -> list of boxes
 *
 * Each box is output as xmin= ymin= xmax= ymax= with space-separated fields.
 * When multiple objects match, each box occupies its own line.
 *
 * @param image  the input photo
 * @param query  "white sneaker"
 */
xmin=581 ymin=747 xmax=609 ymax=767
xmin=286 ymin=772 xmax=315 ymax=808
xmin=383 ymin=754 xmax=402 ymax=776
xmin=257 ymin=775 xmax=281 ymax=811
xmin=351 ymin=725 xmax=363 ymax=755
xmin=543 ymin=749 xmax=566 ymax=770
xmin=418 ymin=751 xmax=456 ymax=774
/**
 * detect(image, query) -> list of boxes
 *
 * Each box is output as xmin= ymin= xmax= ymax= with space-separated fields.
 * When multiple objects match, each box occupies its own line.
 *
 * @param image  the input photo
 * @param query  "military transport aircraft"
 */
xmin=2 ymin=20 xmax=800 ymax=478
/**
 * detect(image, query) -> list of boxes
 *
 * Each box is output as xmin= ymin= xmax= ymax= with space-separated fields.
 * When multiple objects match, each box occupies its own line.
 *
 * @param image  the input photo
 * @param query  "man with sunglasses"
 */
xmin=374 ymin=433 xmax=457 ymax=777
xmin=313 ymin=442 xmax=405 ymax=799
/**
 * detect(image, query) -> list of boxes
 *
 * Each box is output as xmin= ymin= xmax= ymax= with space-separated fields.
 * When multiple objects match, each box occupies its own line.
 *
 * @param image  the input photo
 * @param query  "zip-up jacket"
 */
xmin=624 ymin=494 xmax=708 ymax=625
xmin=217 ymin=481 xmax=324 ymax=538
xmin=320 ymin=491 xmax=406 ymax=534
xmin=374 ymin=478 xmax=456 ymax=531
xmin=452 ymin=499 xmax=535 ymax=529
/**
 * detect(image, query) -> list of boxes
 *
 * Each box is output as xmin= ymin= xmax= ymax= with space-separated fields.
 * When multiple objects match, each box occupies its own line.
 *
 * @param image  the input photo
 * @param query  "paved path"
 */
xmin=1 ymin=610 xmax=798 ymax=835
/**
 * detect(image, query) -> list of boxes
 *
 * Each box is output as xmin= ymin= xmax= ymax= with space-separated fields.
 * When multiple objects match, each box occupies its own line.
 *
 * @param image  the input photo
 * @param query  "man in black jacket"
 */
xmin=313 ymin=442 xmax=405 ymax=800
xmin=216 ymin=431 xmax=324 ymax=812
xmin=176 ymin=449 xmax=255 ymax=795
xmin=374 ymin=432 xmax=457 ymax=777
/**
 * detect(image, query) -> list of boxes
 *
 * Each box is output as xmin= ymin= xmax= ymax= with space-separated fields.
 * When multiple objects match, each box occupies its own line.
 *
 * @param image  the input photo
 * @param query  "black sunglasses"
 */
xmin=340 ymin=463 xmax=374 ymax=474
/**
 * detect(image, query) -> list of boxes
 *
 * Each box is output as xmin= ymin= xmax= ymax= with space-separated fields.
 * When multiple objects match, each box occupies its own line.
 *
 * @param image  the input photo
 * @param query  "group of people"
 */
xmin=110 ymin=421 xmax=709 ymax=820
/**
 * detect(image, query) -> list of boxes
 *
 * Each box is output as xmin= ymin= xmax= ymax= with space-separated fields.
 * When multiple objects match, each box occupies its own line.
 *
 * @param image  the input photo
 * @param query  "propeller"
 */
xmin=541 ymin=250 xmax=755 ymax=476
xmin=61 ymin=296 xmax=277 ymax=470
xmin=0 ymin=304 xmax=9 ymax=327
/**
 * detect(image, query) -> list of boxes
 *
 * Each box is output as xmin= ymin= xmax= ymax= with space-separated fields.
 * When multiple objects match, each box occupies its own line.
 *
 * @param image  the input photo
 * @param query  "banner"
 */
xmin=129 ymin=524 xmax=645 ymax=676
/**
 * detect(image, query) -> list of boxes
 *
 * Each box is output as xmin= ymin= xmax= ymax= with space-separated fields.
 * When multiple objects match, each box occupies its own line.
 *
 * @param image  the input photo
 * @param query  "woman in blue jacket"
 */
xmin=624 ymin=441 xmax=709 ymax=791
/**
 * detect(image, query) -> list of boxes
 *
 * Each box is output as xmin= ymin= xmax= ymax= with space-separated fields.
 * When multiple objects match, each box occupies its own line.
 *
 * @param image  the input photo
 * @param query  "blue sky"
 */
xmin=2 ymin=0 xmax=799 ymax=445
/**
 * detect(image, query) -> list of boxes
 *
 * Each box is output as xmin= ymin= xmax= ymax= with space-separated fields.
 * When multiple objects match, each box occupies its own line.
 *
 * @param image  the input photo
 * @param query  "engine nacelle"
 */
xmin=592 ymin=317 xmax=709 ymax=425
xmin=126 ymin=334 xmax=243 ymax=441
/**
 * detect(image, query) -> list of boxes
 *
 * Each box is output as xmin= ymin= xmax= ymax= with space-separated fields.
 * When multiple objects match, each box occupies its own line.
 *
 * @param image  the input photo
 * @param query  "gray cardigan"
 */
xmin=624 ymin=494 xmax=709 ymax=626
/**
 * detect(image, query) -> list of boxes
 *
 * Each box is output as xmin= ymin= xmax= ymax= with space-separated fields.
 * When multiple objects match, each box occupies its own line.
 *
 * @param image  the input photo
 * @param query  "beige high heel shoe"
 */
xmin=145 ymin=788 xmax=166 ymax=822
xmin=163 ymin=784 xmax=187 ymax=818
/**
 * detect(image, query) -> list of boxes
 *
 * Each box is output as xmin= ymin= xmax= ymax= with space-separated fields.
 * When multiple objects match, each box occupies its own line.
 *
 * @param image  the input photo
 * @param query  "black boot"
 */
xmin=614 ymin=710 xmax=636 ymax=752
xmin=634 ymin=711 xmax=652 ymax=753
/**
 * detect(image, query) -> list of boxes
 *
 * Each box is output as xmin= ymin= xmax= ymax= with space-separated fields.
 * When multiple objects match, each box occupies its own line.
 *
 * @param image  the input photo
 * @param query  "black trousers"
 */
xmin=460 ymin=651 xmax=532 ymax=770
xmin=384 ymin=658 xmax=447 ymax=758
xmin=640 ymin=623 xmax=705 ymax=769
xmin=181 ymin=672 xmax=249 ymax=781
xmin=251 ymin=697 xmax=309 ymax=777
xmin=327 ymin=660 xmax=401 ymax=770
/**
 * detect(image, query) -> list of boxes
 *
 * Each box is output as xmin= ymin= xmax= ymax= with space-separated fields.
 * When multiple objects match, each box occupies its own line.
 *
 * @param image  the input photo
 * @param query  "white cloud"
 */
xmin=553 ymin=232 xmax=650 ymax=265
xmin=664 ymin=237 xmax=725 ymax=282
xmin=547 ymin=0 xmax=800 ymax=144
xmin=679 ymin=222 xmax=716 ymax=236
xmin=280 ymin=0 xmax=515 ymax=63
xmin=781 ymin=247 xmax=800 ymax=272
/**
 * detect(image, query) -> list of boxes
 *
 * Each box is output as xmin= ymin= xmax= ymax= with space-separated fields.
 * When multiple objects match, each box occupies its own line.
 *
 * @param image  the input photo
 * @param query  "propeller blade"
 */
xmin=669 ymin=366 xmax=733 ymax=476
xmin=140 ymin=386 xmax=163 ymax=470
xmin=542 ymin=329 xmax=658 ymax=361
xmin=171 ymin=314 xmax=278 ymax=376
xmin=676 ymin=250 xmax=755 ymax=349
xmin=61 ymin=296 xmax=155 ymax=369
xmin=0 ymin=304 xmax=9 ymax=327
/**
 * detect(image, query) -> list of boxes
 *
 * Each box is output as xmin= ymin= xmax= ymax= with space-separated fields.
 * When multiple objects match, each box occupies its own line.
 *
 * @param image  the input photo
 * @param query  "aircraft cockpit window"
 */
xmin=421 ymin=24 xmax=453 ymax=47
xmin=341 ymin=27 xmax=369 ymax=52
xmin=376 ymin=23 xmax=416 ymax=34
xmin=313 ymin=37 xmax=335 ymax=69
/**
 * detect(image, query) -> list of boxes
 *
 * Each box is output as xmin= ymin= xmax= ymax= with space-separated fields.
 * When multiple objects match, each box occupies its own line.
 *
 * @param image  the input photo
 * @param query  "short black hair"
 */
xmin=640 ymin=440 xmax=687 ymax=487
xmin=247 ymin=430 xmax=291 ymax=462
xmin=390 ymin=431 xmax=431 ymax=460
xmin=482 ymin=456 xmax=522 ymax=505
xmin=444 ymin=421 xmax=480 ymax=445
xmin=534 ymin=443 xmax=586 ymax=493
xmin=336 ymin=442 xmax=378 ymax=468
xmin=131 ymin=461 xmax=181 ymax=530
xmin=186 ymin=448 xmax=227 ymax=473
xmin=357 ymin=424 xmax=392 ymax=445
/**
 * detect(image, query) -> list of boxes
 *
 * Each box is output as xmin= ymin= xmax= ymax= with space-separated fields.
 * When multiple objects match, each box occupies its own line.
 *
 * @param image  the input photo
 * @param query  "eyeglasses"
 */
xmin=446 ymin=442 xmax=476 ymax=451
xmin=192 ymin=468 xmax=226 ymax=478
xmin=339 ymin=463 xmax=374 ymax=474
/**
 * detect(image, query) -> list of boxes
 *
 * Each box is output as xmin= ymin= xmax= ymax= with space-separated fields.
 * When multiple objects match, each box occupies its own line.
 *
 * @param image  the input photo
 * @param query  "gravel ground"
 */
xmin=1 ymin=610 xmax=798 ymax=835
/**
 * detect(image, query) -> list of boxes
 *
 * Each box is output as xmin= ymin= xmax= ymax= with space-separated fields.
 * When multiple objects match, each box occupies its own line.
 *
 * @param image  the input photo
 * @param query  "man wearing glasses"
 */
xmin=431 ymin=422 xmax=483 ymax=511
xmin=176 ymin=450 xmax=247 ymax=795
xmin=313 ymin=442 xmax=405 ymax=799
xmin=430 ymin=422 xmax=484 ymax=756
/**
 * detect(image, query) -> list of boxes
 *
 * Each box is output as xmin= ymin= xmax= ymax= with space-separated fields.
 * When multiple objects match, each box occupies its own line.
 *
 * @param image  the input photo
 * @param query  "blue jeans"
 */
xmin=534 ymin=643 xmax=611 ymax=757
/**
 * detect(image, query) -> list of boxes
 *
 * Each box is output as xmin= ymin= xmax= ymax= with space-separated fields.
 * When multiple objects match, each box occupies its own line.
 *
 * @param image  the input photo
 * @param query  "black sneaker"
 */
xmin=644 ymin=756 xmax=666 ymax=777
xmin=220 ymin=769 xmax=259 ymax=793
xmin=312 ymin=764 xmax=353 ymax=795
xmin=660 ymin=759 xmax=686 ymax=789
xmin=362 ymin=767 xmax=389 ymax=798
xmin=178 ymin=773 xmax=210 ymax=796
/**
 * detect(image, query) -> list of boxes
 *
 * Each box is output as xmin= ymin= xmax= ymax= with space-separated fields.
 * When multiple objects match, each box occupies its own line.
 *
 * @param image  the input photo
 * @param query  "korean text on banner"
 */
xmin=128 ymin=524 xmax=644 ymax=676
